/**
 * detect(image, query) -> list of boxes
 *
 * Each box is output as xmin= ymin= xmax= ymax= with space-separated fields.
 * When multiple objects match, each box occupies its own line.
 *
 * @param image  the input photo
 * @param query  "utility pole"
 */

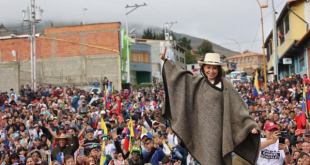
xmin=23 ymin=0 xmax=43 ymax=91
xmin=31 ymin=0 xmax=36 ymax=91
xmin=164 ymin=22 xmax=177 ymax=42
xmin=125 ymin=3 xmax=146 ymax=83
xmin=83 ymin=7 xmax=87 ymax=25
xmin=271 ymin=0 xmax=279 ymax=82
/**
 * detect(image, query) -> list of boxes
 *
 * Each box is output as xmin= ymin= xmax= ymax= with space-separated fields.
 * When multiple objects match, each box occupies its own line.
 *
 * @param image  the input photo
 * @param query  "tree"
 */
xmin=142 ymin=28 xmax=156 ymax=39
xmin=185 ymin=50 xmax=197 ymax=64
xmin=177 ymin=37 xmax=192 ymax=50
xmin=197 ymin=39 xmax=214 ymax=56
xmin=243 ymin=49 xmax=249 ymax=53
xmin=155 ymin=28 xmax=177 ymax=40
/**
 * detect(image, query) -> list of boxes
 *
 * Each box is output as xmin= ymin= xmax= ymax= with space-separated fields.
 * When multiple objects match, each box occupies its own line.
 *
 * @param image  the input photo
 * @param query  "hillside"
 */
xmin=134 ymin=26 xmax=239 ymax=57
xmin=3 ymin=22 xmax=239 ymax=57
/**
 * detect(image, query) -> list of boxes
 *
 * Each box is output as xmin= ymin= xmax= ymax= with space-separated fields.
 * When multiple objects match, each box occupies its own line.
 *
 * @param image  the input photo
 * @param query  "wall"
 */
xmin=0 ymin=22 xmax=122 ymax=92
xmin=131 ymin=43 xmax=152 ymax=83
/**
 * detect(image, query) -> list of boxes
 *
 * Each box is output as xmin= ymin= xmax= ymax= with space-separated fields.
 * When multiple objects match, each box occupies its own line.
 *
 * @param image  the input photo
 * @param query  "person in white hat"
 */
xmin=160 ymin=47 xmax=260 ymax=164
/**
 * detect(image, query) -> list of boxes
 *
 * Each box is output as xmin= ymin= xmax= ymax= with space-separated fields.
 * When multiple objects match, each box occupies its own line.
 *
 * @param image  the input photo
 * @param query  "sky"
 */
xmin=0 ymin=0 xmax=287 ymax=53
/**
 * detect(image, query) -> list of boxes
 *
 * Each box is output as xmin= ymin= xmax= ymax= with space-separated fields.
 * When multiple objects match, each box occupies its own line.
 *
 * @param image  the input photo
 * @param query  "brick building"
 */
xmin=226 ymin=52 xmax=265 ymax=74
xmin=0 ymin=22 xmax=122 ymax=92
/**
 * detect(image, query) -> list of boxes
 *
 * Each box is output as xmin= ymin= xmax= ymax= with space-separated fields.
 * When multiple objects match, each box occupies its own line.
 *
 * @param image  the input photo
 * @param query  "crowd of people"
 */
xmin=0 ymin=72 xmax=310 ymax=165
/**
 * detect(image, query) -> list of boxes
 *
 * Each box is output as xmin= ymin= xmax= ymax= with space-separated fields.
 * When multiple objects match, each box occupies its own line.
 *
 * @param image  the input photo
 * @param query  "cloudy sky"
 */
xmin=0 ymin=0 xmax=286 ymax=53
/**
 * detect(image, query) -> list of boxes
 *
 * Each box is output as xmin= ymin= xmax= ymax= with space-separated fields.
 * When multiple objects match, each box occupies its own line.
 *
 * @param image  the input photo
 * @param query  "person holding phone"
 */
xmin=256 ymin=122 xmax=291 ymax=165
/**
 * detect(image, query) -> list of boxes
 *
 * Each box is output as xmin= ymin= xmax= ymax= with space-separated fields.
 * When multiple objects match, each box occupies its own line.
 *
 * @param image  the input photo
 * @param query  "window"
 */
xmin=131 ymin=52 xmax=150 ymax=63
xmin=285 ymin=15 xmax=290 ymax=34
xmin=176 ymin=56 xmax=179 ymax=61
xmin=300 ymin=55 xmax=305 ymax=70
xmin=248 ymin=58 xmax=250 ymax=62
xmin=279 ymin=23 xmax=285 ymax=45
xmin=269 ymin=42 xmax=273 ymax=55
xmin=192 ymin=65 xmax=195 ymax=70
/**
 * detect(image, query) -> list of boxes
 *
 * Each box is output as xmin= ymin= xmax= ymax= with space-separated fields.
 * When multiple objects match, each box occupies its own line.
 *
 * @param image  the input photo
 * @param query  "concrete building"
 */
xmin=131 ymin=43 xmax=152 ymax=84
xmin=226 ymin=52 xmax=265 ymax=74
xmin=135 ymin=38 xmax=186 ymax=80
xmin=0 ymin=22 xmax=122 ymax=92
xmin=265 ymin=0 xmax=310 ymax=78
xmin=0 ymin=24 xmax=10 ymax=36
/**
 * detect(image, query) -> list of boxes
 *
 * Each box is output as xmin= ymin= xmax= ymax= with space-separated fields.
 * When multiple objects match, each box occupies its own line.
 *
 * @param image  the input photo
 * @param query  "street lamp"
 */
xmin=256 ymin=0 xmax=268 ymax=92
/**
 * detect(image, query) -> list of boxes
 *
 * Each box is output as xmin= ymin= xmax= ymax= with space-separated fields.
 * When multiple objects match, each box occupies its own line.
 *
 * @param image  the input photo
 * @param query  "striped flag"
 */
xmin=142 ymin=126 xmax=153 ymax=138
xmin=104 ymin=85 xmax=109 ymax=107
xmin=253 ymin=70 xmax=260 ymax=97
xmin=303 ymin=84 xmax=308 ymax=118
xmin=123 ymin=118 xmax=135 ymax=152
xmin=100 ymin=118 xmax=108 ymax=165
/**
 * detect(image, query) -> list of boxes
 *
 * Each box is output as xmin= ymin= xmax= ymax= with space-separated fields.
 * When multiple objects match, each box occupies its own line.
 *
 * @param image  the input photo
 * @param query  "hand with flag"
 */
xmin=123 ymin=118 xmax=135 ymax=152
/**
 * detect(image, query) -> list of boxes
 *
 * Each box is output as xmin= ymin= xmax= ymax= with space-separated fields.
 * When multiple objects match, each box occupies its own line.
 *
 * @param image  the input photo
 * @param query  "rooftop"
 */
xmin=226 ymin=52 xmax=264 ymax=59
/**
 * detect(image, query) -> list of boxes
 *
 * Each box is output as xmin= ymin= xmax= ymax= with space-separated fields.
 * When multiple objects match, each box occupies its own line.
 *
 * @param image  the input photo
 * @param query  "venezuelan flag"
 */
xmin=303 ymin=84 xmax=309 ymax=118
xmin=253 ymin=70 xmax=260 ymax=97
xmin=142 ymin=126 xmax=153 ymax=138
xmin=100 ymin=118 xmax=108 ymax=165
xmin=123 ymin=118 xmax=135 ymax=152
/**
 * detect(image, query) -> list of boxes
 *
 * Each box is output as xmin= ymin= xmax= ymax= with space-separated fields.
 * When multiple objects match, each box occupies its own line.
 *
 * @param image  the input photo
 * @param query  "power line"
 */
xmin=148 ymin=6 xmax=174 ymax=22
xmin=263 ymin=0 xmax=285 ymax=18
xmin=220 ymin=40 xmax=261 ymax=46
xmin=250 ymin=20 xmax=261 ymax=50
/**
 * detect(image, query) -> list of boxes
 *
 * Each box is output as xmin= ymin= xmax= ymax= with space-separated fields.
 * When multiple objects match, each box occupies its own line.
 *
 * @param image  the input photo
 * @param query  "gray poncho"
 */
xmin=162 ymin=59 xmax=260 ymax=165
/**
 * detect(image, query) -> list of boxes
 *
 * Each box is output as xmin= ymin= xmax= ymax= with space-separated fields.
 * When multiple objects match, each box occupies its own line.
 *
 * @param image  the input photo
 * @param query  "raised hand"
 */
xmin=160 ymin=46 xmax=167 ymax=61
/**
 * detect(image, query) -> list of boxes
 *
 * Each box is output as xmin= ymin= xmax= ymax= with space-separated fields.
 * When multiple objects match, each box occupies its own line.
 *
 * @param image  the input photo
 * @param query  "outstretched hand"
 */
xmin=160 ymin=46 xmax=167 ymax=61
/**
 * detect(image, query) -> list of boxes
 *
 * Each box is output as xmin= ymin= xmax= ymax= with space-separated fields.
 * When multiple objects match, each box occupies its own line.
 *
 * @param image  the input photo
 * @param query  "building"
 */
xmin=226 ymin=52 xmax=265 ymax=74
xmin=135 ymin=38 xmax=186 ymax=80
xmin=186 ymin=53 xmax=228 ymax=73
xmin=130 ymin=43 xmax=152 ymax=84
xmin=265 ymin=0 xmax=309 ymax=78
xmin=0 ymin=22 xmax=122 ymax=92
xmin=0 ymin=24 xmax=10 ymax=36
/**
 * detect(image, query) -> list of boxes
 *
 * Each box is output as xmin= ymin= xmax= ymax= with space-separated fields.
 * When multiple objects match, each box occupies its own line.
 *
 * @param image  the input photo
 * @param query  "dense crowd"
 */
xmin=0 ymin=72 xmax=310 ymax=165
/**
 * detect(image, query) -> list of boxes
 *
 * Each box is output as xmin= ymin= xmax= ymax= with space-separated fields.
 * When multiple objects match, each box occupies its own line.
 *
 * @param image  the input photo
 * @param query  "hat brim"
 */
xmin=198 ymin=61 xmax=222 ymax=66
xmin=55 ymin=137 xmax=72 ymax=144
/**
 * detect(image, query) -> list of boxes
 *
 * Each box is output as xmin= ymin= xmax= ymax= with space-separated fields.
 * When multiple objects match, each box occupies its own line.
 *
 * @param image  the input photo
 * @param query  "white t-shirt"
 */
xmin=256 ymin=138 xmax=285 ymax=165
xmin=105 ymin=142 xmax=116 ymax=156
xmin=167 ymin=133 xmax=178 ymax=148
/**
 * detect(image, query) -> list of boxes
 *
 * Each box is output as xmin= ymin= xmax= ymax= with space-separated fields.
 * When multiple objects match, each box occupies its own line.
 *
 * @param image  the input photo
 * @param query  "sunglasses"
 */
xmin=132 ymin=152 xmax=140 ymax=156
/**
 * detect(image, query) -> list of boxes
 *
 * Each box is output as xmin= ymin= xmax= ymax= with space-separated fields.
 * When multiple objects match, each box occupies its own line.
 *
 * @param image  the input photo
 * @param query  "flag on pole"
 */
xmin=142 ymin=126 xmax=153 ymax=138
xmin=104 ymin=85 xmax=109 ymax=107
xmin=99 ymin=118 xmax=108 ymax=165
xmin=101 ymin=118 xmax=108 ymax=135
xmin=303 ymin=84 xmax=308 ymax=118
xmin=99 ymin=139 xmax=108 ymax=165
xmin=253 ymin=70 xmax=260 ymax=97
xmin=108 ymin=83 xmax=112 ymax=93
xmin=123 ymin=118 xmax=135 ymax=152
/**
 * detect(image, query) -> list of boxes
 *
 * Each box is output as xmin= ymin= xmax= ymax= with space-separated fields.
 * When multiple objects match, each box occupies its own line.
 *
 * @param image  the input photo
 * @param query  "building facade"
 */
xmin=0 ymin=22 xmax=122 ymax=92
xmin=265 ymin=0 xmax=309 ymax=78
xmin=131 ymin=43 xmax=152 ymax=84
xmin=226 ymin=52 xmax=265 ymax=74
xmin=135 ymin=38 xmax=186 ymax=81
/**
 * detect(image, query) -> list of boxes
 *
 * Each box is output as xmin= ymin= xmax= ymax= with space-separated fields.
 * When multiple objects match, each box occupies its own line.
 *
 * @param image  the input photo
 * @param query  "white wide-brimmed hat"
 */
xmin=198 ymin=53 xmax=222 ymax=66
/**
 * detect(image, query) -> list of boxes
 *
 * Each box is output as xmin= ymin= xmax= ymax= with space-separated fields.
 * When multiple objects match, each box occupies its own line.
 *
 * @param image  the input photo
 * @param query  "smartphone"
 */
xmin=279 ymin=131 xmax=288 ymax=138
xmin=79 ymin=150 xmax=84 ymax=156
